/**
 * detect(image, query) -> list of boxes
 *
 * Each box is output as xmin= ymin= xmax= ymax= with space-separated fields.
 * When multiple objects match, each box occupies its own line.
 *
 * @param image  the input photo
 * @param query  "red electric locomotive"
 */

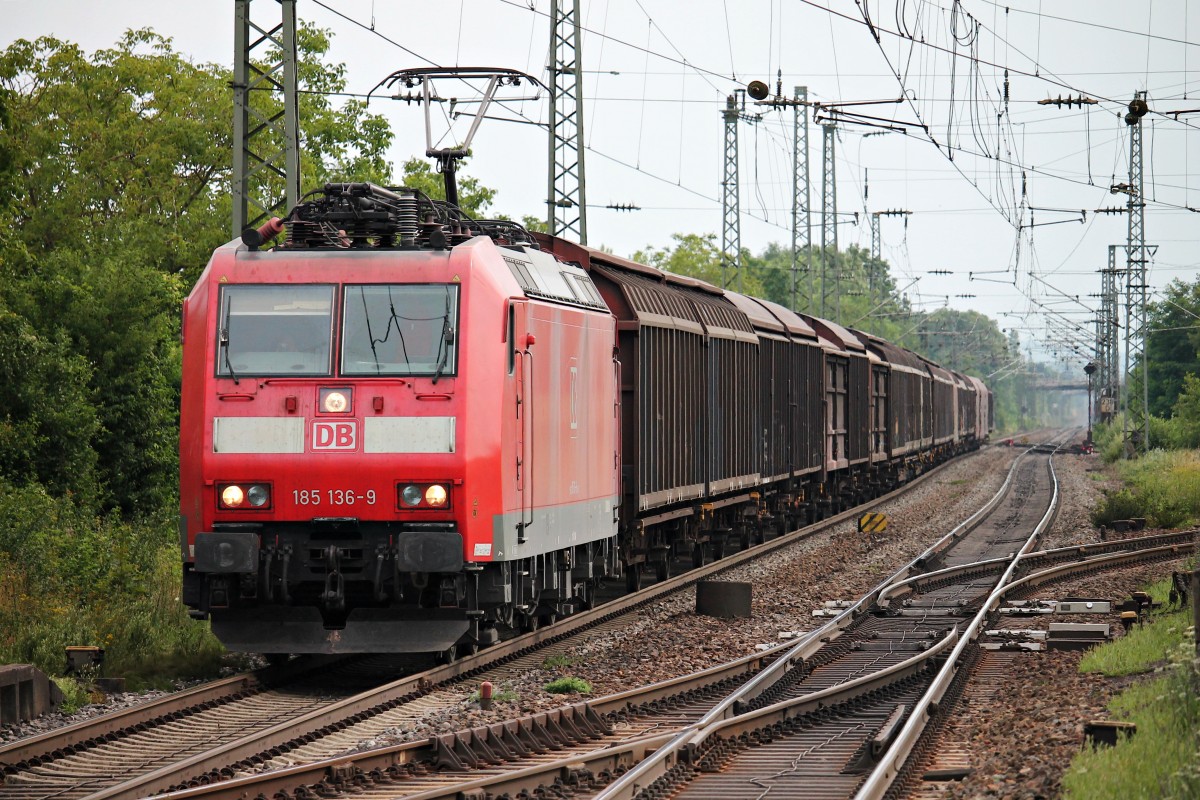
xmin=179 ymin=184 xmax=619 ymax=657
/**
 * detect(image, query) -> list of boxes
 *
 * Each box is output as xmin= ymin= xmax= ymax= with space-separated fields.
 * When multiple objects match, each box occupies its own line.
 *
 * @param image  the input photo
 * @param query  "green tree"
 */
xmin=0 ymin=308 xmax=100 ymax=501
xmin=259 ymin=24 xmax=394 ymax=199
xmin=0 ymin=28 xmax=401 ymax=515
xmin=1144 ymin=278 xmax=1200 ymax=419
xmin=633 ymin=233 xmax=766 ymax=297
xmin=395 ymin=157 xmax=496 ymax=218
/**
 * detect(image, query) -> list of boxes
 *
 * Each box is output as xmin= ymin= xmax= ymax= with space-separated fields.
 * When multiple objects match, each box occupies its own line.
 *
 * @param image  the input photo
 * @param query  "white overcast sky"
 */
xmin=5 ymin=1 xmax=1199 ymax=367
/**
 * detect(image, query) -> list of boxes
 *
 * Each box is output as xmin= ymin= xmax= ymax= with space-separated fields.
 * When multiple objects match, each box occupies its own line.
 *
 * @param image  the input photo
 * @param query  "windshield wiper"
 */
xmin=431 ymin=325 xmax=454 ymax=384
xmin=219 ymin=327 xmax=239 ymax=385
xmin=431 ymin=290 xmax=453 ymax=384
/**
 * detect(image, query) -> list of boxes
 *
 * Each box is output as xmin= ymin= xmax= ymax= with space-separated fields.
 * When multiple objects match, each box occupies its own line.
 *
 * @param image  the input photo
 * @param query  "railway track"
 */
xmin=7 ymin=437 xmax=1183 ymax=800
xmin=0 ymin=444 xmax=998 ymax=800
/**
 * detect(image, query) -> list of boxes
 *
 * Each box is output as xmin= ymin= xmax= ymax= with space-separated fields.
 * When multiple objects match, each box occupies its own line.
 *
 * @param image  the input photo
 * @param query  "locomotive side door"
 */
xmin=509 ymin=299 xmax=532 ymax=541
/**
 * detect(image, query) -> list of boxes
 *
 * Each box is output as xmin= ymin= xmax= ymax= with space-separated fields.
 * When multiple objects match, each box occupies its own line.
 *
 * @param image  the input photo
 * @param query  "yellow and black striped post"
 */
xmin=858 ymin=512 xmax=888 ymax=534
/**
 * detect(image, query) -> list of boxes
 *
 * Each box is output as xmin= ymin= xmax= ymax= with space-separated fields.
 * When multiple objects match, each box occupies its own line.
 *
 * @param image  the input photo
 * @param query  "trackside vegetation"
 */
xmin=1090 ymin=424 xmax=1200 ymax=529
xmin=1062 ymin=576 xmax=1200 ymax=799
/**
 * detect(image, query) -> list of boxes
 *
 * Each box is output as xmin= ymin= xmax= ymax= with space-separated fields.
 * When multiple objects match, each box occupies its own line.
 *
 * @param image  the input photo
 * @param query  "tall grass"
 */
xmin=1079 ymin=578 xmax=1189 ymax=676
xmin=1089 ymin=448 xmax=1200 ymax=529
xmin=1063 ymin=642 xmax=1200 ymax=799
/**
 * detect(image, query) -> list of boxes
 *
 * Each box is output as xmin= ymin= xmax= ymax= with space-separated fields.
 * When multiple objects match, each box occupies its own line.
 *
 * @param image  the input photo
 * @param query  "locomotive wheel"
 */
xmin=457 ymin=641 xmax=480 ymax=659
xmin=436 ymin=645 xmax=458 ymax=665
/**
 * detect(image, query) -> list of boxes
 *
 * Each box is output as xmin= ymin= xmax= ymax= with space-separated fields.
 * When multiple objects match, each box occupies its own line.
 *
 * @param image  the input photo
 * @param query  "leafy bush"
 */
xmin=1090 ymin=451 xmax=1200 ymax=530
xmin=1119 ymin=451 xmax=1200 ymax=529
xmin=1091 ymin=488 xmax=1146 ymax=527
xmin=0 ymin=485 xmax=225 ymax=686
xmin=52 ymin=675 xmax=92 ymax=714
xmin=544 ymin=676 xmax=592 ymax=695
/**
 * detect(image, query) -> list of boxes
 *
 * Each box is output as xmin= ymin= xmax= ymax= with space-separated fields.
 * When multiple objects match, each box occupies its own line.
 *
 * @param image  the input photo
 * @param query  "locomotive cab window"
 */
xmin=341 ymin=284 xmax=460 ymax=377
xmin=217 ymin=285 xmax=334 ymax=377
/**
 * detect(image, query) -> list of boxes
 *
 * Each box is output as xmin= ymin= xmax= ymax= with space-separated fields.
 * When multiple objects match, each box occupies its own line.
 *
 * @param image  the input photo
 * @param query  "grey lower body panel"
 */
xmin=210 ymin=607 xmax=469 ymax=654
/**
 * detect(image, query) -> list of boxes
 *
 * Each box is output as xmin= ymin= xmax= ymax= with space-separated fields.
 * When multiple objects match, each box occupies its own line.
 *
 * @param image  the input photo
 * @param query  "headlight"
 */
xmin=320 ymin=388 xmax=352 ymax=413
xmin=247 ymin=484 xmax=271 ymax=507
xmin=220 ymin=485 xmax=245 ymax=508
xmin=218 ymin=483 xmax=272 ymax=510
xmin=401 ymin=484 xmax=423 ymax=507
xmin=425 ymin=484 xmax=448 ymax=507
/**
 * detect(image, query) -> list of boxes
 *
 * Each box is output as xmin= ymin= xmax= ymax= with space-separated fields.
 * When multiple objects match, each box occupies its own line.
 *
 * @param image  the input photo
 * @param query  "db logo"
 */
xmin=313 ymin=421 xmax=357 ymax=451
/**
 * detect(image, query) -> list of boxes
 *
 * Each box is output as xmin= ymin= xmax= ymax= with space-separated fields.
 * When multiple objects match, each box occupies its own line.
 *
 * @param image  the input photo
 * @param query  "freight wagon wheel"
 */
xmin=518 ymin=609 xmax=541 ymax=633
xmin=626 ymin=567 xmax=643 ymax=593
xmin=692 ymin=543 xmax=705 ymax=568
xmin=655 ymin=558 xmax=671 ymax=582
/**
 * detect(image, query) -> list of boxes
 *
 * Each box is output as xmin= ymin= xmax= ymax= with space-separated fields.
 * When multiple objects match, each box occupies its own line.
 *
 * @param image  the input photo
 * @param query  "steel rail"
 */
xmin=200 ymin=489 xmax=1195 ymax=800
xmin=154 ymin=630 xmax=960 ymax=800
xmin=1025 ymin=528 xmax=1197 ymax=565
xmin=149 ymin=639 xmax=800 ymax=800
xmin=588 ymin=442 xmax=1048 ymax=800
xmin=1007 ymin=542 xmax=1195 ymax=597
xmin=0 ymin=656 xmax=333 ymax=769
xmin=853 ymin=450 xmax=1063 ymax=799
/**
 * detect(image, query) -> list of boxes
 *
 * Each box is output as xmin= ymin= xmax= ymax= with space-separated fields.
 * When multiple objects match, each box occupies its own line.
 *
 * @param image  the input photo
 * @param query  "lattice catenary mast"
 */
xmin=547 ymin=0 xmax=587 ymax=244
xmin=1123 ymin=92 xmax=1152 ymax=455
xmin=820 ymin=123 xmax=838 ymax=321
xmin=720 ymin=94 xmax=743 ymax=291
xmin=1096 ymin=244 xmax=1121 ymax=424
xmin=232 ymin=0 xmax=301 ymax=239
